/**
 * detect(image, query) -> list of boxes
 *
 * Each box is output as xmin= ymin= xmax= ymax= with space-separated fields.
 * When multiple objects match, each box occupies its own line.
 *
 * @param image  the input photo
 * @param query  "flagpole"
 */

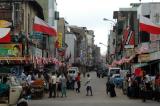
xmin=138 ymin=14 xmax=142 ymax=73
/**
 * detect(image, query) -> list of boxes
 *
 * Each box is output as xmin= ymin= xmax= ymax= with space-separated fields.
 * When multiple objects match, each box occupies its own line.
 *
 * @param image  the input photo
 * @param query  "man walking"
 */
xmin=51 ymin=72 xmax=57 ymax=98
xmin=85 ymin=73 xmax=93 ymax=96
xmin=60 ymin=74 xmax=67 ymax=97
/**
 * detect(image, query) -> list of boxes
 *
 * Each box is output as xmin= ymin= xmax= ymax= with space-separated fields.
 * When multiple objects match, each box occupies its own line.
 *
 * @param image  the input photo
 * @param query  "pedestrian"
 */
xmin=17 ymin=98 xmax=28 ymax=106
xmin=106 ymin=78 xmax=111 ymax=95
xmin=127 ymin=76 xmax=132 ymax=97
xmin=56 ymin=74 xmax=61 ymax=97
xmin=75 ymin=72 xmax=81 ymax=93
xmin=140 ymin=76 xmax=147 ymax=102
xmin=52 ymin=72 xmax=57 ymax=98
xmin=154 ymin=74 xmax=160 ymax=102
xmin=60 ymin=74 xmax=67 ymax=97
xmin=48 ymin=74 xmax=53 ymax=98
xmin=84 ymin=73 xmax=93 ymax=96
xmin=109 ymin=78 xmax=116 ymax=97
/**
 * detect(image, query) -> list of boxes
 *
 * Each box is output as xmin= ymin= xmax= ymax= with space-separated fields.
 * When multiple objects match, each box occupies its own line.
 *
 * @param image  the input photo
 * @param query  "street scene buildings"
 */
xmin=0 ymin=0 xmax=160 ymax=106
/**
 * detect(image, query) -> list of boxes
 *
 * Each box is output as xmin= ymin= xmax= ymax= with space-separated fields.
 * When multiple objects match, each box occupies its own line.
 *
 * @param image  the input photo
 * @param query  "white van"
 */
xmin=68 ymin=67 xmax=79 ymax=78
xmin=108 ymin=67 xmax=121 ymax=77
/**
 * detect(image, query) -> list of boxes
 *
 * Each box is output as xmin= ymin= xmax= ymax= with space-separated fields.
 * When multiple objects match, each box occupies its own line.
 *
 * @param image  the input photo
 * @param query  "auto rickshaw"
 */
xmin=0 ymin=73 xmax=23 ymax=106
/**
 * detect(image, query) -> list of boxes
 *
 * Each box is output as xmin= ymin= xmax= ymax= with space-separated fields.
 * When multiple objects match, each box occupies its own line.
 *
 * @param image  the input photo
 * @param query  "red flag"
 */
xmin=140 ymin=15 xmax=160 ymax=34
xmin=0 ymin=28 xmax=11 ymax=43
xmin=33 ymin=16 xmax=57 ymax=36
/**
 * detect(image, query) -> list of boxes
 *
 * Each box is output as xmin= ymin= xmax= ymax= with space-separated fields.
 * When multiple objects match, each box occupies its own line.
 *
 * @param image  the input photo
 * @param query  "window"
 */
xmin=55 ymin=11 xmax=59 ymax=20
xmin=140 ymin=31 xmax=150 ymax=42
xmin=155 ymin=13 xmax=160 ymax=24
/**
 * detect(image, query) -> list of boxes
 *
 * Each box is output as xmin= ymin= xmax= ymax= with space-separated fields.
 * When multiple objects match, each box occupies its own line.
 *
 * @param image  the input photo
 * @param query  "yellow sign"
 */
xmin=58 ymin=32 xmax=62 ymax=48
xmin=0 ymin=57 xmax=25 ymax=60
xmin=138 ymin=54 xmax=150 ymax=62
xmin=0 ymin=20 xmax=12 ymax=28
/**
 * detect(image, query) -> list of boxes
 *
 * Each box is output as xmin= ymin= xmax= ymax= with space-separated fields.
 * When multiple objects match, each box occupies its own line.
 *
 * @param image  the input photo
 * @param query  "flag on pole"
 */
xmin=33 ymin=16 xmax=57 ymax=36
xmin=0 ymin=28 xmax=11 ymax=43
xmin=139 ymin=15 xmax=160 ymax=34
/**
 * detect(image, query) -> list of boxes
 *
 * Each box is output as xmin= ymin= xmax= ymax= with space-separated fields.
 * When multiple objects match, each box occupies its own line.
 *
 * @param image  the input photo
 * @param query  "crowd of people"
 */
xmin=125 ymin=72 xmax=160 ymax=102
xmin=18 ymin=66 xmax=95 ymax=99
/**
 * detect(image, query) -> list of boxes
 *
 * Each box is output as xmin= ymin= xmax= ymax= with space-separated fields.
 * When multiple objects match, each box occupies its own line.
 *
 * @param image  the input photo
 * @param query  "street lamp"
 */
xmin=99 ymin=42 xmax=111 ymax=65
xmin=99 ymin=42 xmax=107 ymax=47
xmin=103 ymin=18 xmax=116 ymax=25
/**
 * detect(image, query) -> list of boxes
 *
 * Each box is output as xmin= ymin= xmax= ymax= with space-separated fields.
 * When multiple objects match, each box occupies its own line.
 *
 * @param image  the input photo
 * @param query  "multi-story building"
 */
xmin=136 ymin=2 xmax=160 ymax=74
xmin=110 ymin=2 xmax=160 ymax=74
xmin=65 ymin=30 xmax=77 ymax=64
xmin=0 ymin=0 xmax=57 ymax=73
xmin=85 ymin=30 xmax=95 ymax=67
xmin=36 ymin=0 xmax=59 ymax=58
xmin=93 ymin=45 xmax=101 ymax=68
xmin=107 ymin=30 xmax=116 ymax=64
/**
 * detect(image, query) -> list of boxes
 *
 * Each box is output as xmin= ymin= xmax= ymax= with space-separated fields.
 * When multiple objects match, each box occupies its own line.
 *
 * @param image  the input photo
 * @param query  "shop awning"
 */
xmin=133 ymin=63 xmax=148 ymax=68
xmin=33 ymin=16 xmax=57 ymax=36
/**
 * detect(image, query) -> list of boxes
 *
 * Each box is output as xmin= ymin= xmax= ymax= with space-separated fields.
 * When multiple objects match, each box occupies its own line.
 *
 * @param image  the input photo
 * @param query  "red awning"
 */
xmin=33 ymin=16 xmax=57 ymax=36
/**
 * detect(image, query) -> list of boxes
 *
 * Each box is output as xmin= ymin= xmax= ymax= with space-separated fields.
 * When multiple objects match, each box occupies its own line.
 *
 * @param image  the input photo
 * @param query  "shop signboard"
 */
xmin=138 ymin=54 xmax=150 ymax=62
xmin=0 ymin=44 xmax=22 ymax=57
xmin=149 ymin=41 xmax=159 ymax=52
xmin=137 ymin=42 xmax=150 ymax=53
xmin=57 ymin=32 xmax=62 ymax=48
xmin=150 ymin=51 xmax=160 ymax=61
xmin=32 ymin=46 xmax=42 ymax=57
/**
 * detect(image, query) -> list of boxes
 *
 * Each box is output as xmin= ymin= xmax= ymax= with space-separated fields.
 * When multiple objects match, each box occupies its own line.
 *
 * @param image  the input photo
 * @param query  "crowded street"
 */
xmin=28 ymin=72 xmax=159 ymax=106
xmin=0 ymin=0 xmax=160 ymax=106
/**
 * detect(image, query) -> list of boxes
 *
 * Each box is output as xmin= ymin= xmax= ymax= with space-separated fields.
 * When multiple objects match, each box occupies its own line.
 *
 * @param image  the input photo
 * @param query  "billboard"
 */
xmin=0 ymin=44 xmax=22 ymax=57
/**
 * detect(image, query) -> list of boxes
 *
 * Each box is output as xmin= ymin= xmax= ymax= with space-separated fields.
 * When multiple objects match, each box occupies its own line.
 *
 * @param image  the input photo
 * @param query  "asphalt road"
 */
xmin=28 ymin=72 xmax=160 ymax=106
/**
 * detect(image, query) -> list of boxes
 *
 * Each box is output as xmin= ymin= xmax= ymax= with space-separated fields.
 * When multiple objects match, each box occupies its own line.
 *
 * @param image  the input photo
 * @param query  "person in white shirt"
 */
xmin=85 ymin=74 xmax=93 ymax=96
xmin=51 ymin=72 xmax=57 ymax=98
xmin=56 ymin=74 xmax=61 ymax=97
xmin=26 ymin=74 xmax=32 ymax=86
xmin=60 ymin=74 xmax=67 ymax=97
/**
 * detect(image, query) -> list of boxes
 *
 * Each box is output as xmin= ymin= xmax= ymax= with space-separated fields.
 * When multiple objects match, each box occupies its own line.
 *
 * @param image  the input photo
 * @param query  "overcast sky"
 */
xmin=56 ymin=0 xmax=159 ymax=55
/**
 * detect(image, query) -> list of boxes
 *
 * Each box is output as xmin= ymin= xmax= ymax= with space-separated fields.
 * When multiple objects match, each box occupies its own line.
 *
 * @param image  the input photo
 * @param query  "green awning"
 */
xmin=133 ymin=63 xmax=148 ymax=68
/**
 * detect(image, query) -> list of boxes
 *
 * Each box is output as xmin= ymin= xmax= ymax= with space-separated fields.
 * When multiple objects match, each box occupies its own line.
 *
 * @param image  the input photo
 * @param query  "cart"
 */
xmin=30 ymin=79 xmax=45 ymax=98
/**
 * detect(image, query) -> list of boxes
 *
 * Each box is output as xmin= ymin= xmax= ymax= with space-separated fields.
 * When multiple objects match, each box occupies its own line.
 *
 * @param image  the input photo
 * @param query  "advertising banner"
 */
xmin=57 ymin=32 xmax=62 ymax=48
xmin=0 ymin=20 xmax=12 ymax=28
xmin=0 ymin=44 xmax=22 ymax=57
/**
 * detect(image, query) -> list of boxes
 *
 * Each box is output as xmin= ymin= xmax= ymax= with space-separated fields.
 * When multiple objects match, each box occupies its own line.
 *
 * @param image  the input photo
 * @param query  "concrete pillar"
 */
xmin=48 ymin=0 xmax=54 ymax=26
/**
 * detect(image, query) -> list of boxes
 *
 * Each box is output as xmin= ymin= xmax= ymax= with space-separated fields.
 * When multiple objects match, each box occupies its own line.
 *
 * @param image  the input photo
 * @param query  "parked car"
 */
xmin=67 ymin=67 xmax=79 ymax=89
xmin=102 ymin=68 xmax=108 ymax=78
xmin=68 ymin=67 xmax=79 ymax=77
xmin=69 ymin=67 xmax=79 ymax=73
xmin=108 ymin=67 xmax=121 ymax=77
xmin=112 ymin=74 xmax=124 ymax=88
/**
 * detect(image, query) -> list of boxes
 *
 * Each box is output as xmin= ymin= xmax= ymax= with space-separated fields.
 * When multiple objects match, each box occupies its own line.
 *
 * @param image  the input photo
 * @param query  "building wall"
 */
xmin=36 ymin=0 xmax=58 ymax=57
xmin=36 ymin=0 xmax=48 ymax=21
xmin=65 ymin=33 xmax=76 ymax=64
xmin=108 ymin=30 xmax=116 ymax=55
xmin=138 ymin=3 xmax=160 ymax=41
